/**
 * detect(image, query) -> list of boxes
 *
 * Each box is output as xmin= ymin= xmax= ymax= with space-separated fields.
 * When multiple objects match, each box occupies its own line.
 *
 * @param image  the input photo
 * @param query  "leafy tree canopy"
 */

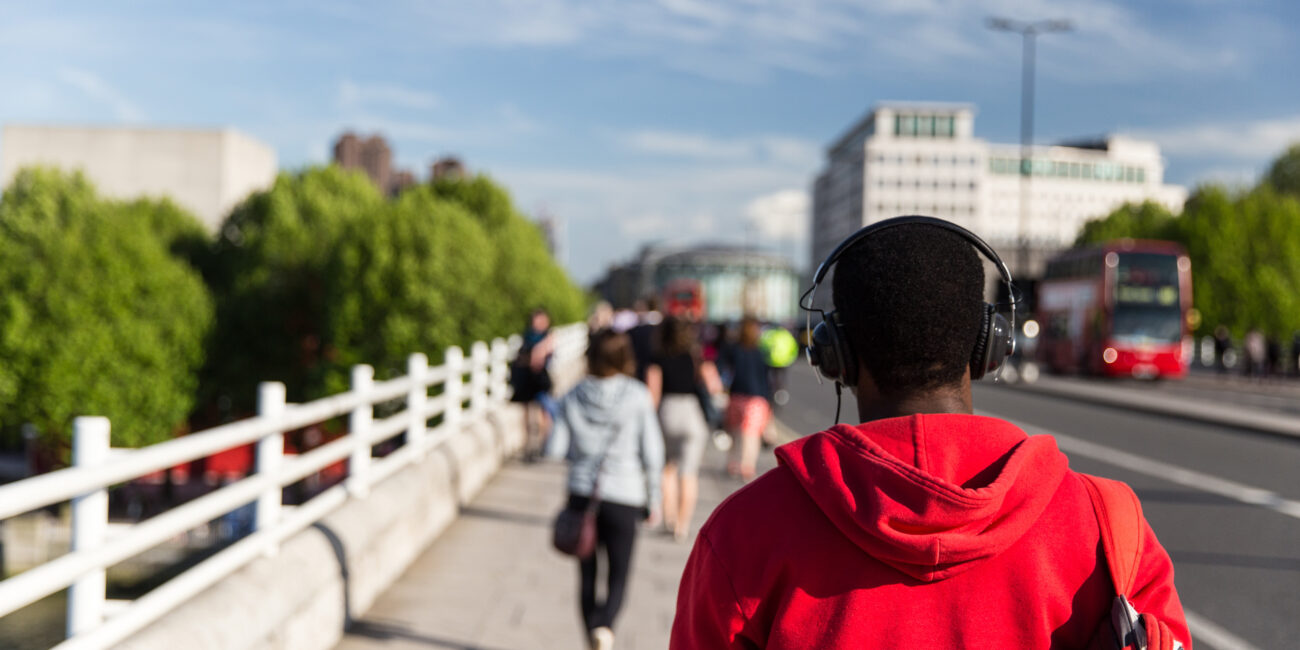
xmin=1265 ymin=143 xmax=1300 ymax=197
xmin=0 ymin=168 xmax=213 ymax=449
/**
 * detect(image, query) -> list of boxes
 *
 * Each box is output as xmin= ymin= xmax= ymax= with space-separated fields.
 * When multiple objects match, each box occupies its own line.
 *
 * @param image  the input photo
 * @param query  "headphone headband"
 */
xmin=811 ymin=215 xmax=1014 ymax=289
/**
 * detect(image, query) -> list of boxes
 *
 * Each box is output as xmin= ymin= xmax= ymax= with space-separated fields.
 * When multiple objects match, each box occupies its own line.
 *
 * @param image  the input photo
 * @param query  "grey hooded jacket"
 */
xmin=545 ymin=374 xmax=664 ymax=510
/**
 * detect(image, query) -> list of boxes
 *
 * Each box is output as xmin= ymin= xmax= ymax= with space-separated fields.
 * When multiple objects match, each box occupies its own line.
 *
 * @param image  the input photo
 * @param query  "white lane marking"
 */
xmin=1185 ymin=609 xmax=1263 ymax=650
xmin=979 ymin=412 xmax=1300 ymax=522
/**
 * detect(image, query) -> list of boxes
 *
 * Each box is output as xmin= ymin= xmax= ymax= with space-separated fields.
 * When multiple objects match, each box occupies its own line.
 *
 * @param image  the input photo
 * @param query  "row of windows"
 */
xmin=875 ymin=178 xmax=979 ymax=190
xmin=873 ymin=203 xmax=978 ymax=216
xmin=872 ymin=153 xmax=980 ymax=166
xmin=989 ymin=157 xmax=1147 ymax=183
xmin=894 ymin=114 xmax=957 ymax=139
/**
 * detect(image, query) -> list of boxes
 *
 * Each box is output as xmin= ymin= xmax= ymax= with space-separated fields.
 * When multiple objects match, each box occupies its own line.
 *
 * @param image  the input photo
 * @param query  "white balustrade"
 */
xmin=0 ymin=324 xmax=587 ymax=650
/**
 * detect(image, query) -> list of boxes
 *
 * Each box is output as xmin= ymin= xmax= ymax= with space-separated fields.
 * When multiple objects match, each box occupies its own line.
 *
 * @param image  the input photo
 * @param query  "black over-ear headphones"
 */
xmin=801 ymin=215 xmax=1019 ymax=390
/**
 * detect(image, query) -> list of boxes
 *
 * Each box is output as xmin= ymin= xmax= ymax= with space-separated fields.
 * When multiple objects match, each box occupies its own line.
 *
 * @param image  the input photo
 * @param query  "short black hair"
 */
xmin=831 ymin=223 xmax=985 ymax=395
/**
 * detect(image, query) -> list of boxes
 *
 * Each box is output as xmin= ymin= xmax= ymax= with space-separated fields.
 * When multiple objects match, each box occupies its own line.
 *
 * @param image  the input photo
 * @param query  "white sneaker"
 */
xmin=590 ymin=626 xmax=615 ymax=650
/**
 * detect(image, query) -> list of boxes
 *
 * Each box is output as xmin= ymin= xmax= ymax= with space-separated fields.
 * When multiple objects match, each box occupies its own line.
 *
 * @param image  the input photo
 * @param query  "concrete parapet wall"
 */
xmin=119 ymin=405 xmax=525 ymax=650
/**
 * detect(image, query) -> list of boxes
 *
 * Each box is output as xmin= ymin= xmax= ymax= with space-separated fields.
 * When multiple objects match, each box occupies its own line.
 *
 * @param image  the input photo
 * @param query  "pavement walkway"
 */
xmin=335 ymin=440 xmax=780 ymax=650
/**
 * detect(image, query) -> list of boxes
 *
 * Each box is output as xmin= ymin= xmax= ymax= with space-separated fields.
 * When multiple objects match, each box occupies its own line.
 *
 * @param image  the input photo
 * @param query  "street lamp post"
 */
xmin=987 ymin=17 xmax=1072 ymax=276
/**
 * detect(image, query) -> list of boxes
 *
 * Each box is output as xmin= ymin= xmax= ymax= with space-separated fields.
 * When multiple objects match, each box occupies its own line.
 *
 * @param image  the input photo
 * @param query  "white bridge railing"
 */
xmin=0 ymin=324 xmax=588 ymax=650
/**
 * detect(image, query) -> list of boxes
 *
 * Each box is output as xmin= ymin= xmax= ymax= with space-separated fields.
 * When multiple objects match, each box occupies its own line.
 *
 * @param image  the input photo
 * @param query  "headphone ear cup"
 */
xmin=810 ymin=320 xmax=841 ymax=382
xmin=984 ymin=311 xmax=1013 ymax=377
xmin=970 ymin=304 xmax=993 ymax=380
xmin=971 ymin=304 xmax=1013 ymax=380
xmin=811 ymin=312 xmax=857 ymax=387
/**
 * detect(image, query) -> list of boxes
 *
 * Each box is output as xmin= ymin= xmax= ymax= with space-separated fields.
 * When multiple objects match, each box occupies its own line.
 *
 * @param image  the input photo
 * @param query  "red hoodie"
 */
xmin=670 ymin=414 xmax=1189 ymax=649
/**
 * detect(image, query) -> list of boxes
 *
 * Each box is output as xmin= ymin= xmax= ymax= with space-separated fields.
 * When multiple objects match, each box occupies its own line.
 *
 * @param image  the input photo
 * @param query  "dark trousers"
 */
xmin=568 ymin=494 xmax=642 ymax=632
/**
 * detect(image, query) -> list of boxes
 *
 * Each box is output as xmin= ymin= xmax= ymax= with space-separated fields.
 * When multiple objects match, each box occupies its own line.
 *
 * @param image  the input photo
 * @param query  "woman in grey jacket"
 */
xmin=545 ymin=329 xmax=665 ymax=650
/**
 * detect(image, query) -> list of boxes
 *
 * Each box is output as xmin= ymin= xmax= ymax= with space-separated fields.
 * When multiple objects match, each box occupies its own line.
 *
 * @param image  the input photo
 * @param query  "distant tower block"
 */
xmin=431 ymin=156 xmax=466 ymax=181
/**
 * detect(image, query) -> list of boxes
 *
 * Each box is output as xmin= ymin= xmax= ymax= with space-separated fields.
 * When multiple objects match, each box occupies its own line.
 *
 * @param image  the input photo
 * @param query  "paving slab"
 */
xmin=336 ymin=440 xmax=779 ymax=650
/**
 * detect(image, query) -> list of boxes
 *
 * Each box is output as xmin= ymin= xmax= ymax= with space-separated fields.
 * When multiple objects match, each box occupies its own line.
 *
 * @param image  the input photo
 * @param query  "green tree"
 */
xmin=202 ymin=166 xmax=383 ymax=410
xmin=203 ymin=166 xmax=588 ymax=412
xmin=1074 ymin=200 xmax=1178 ymax=246
xmin=431 ymin=174 xmax=587 ymax=330
xmin=1265 ymin=143 xmax=1300 ymax=197
xmin=316 ymin=188 xmax=499 ymax=393
xmin=1180 ymin=185 xmax=1300 ymax=338
xmin=0 ymin=168 xmax=213 ymax=450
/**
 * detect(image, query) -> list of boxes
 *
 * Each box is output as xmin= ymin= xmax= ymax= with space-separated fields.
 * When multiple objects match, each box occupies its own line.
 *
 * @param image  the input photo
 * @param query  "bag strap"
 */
xmin=586 ymin=383 xmax=634 ymax=504
xmin=1080 ymin=473 xmax=1145 ymax=596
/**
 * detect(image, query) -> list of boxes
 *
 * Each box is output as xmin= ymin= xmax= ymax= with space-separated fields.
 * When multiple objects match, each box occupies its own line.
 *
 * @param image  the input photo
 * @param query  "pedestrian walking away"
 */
xmin=719 ymin=316 xmax=772 ymax=481
xmin=510 ymin=308 xmax=557 ymax=461
xmin=671 ymin=217 xmax=1189 ymax=649
xmin=546 ymin=329 xmax=665 ymax=650
xmin=645 ymin=316 xmax=725 ymax=543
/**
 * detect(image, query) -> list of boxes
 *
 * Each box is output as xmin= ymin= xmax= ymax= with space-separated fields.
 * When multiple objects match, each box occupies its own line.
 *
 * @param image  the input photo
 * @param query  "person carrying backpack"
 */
xmin=670 ymin=217 xmax=1189 ymax=649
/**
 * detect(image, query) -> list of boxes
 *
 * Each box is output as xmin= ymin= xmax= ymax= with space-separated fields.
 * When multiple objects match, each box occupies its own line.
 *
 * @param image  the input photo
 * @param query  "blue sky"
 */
xmin=1 ymin=0 xmax=1297 ymax=283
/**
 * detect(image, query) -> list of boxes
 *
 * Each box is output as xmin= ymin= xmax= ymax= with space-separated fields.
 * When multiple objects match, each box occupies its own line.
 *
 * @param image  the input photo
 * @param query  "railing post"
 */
xmin=348 ymin=364 xmax=374 ymax=498
xmin=407 ymin=353 xmax=428 ymax=447
xmin=490 ymin=339 xmax=509 ymax=404
xmin=255 ymin=382 xmax=286 ymax=556
xmin=470 ymin=342 xmax=490 ymax=418
xmin=444 ymin=346 xmax=464 ymax=434
xmin=68 ymin=416 xmax=110 ymax=637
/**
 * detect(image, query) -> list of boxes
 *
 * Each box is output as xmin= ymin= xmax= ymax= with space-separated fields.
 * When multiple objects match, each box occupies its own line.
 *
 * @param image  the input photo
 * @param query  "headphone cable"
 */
xmin=834 ymin=383 xmax=842 ymax=425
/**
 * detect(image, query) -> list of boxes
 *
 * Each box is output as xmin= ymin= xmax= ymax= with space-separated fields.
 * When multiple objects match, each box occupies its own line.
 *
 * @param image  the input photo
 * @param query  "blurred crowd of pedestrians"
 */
xmin=1212 ymin=324 xmax=1300 ymax=380
xmin=515 ymin=297 xmax=799 ymax=649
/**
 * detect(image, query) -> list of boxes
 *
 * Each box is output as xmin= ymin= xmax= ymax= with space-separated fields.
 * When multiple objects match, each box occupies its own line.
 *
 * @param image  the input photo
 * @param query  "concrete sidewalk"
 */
xmin=335 ymin=442 xmax=777 ymax=650
xmin=1009 ymin=374 xmax=1300 ymax=439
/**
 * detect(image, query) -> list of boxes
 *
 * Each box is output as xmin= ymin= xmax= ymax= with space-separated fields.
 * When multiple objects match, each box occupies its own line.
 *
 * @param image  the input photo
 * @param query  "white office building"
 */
xmin=810 ymin=103 xmax=1187 ymax=277
xmin=2 ymin=125 xmax=278 ymax=233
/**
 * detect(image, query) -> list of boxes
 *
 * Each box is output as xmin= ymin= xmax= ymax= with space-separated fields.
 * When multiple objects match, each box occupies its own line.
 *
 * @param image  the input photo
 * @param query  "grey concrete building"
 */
xmin=1 ymin=125 xmax=278 ymax=233
xmin=596 ymin=244 xmax=801 ymax=324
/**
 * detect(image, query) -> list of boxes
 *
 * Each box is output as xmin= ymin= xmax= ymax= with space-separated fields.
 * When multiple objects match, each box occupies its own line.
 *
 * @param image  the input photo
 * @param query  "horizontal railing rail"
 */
xmin=0 ymin=324 xmax=587 ymax=650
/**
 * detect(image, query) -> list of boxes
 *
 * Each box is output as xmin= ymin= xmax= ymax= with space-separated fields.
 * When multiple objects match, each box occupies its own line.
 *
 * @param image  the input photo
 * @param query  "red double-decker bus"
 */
xmin=663 ymin=278 xmax=705 ymax=321
xmin=1036 ymin=240 xmax=1193 ymax=379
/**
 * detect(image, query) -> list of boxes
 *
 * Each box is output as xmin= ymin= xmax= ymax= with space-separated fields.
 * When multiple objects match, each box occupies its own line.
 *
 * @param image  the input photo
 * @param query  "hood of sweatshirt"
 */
xmin=775 ymin=414 xmax=1069 ymax=582
xmin=565 ymin=375 xmax=635 ymax=428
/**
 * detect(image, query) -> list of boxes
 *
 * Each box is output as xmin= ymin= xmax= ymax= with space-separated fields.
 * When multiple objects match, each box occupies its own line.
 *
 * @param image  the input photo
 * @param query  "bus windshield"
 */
xmin=1112 ymin=305 xmax=1182 ymax=344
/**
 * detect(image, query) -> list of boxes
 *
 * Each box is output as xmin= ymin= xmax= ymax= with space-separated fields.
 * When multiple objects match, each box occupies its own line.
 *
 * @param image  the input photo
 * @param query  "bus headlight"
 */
xmin=1103 ymin=347 xmax=1119 ymax=364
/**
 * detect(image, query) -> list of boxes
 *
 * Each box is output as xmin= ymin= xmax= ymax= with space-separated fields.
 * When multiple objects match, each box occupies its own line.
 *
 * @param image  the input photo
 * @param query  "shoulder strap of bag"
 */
xmin=1080 ymin=473 xmax=1144 ymax=596
xmin=1081 ymin=474 xmax=1189 ymax=650
xmin=587 ymin=383 xmax=634 ymax=498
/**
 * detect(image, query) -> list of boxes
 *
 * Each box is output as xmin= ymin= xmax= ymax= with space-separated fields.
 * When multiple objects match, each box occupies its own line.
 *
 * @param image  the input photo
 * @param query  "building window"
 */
xmin=935 ymin=117 xmax=955 ymax=138
xmin=1125 ymin=167 xmax=1136 ymax=183
xmin=1070 ymin=162 xmax=1081 ymax=178
xmin=1136 ymin=168 xmax=1146 ymax=183
xmin=916 ymin=115 xmax=934 ymax=137
xmin=895 ymin=114 xmax=917 ymax=137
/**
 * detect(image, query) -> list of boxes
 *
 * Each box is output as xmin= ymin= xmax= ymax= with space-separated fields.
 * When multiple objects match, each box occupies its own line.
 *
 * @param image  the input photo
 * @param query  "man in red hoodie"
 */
xmin=670 ymin=221 xmax=1189 ymax=648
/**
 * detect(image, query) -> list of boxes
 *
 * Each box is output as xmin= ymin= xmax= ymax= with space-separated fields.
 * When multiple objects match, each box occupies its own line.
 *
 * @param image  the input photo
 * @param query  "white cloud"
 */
xmin=339 ymin=80 xmax=440 ymax=111
xmin=1132 ymin=115 xmax=1300 ymax=160
xmin=383 ymin=0 xmax=1244 ymax=85
xmin=55 ymin=67 xmax=144 ymax=122
xmin=746 ymin=189 xmax=809 ymax=241
xmin=619 ymin=130 xmax=819 ymax=167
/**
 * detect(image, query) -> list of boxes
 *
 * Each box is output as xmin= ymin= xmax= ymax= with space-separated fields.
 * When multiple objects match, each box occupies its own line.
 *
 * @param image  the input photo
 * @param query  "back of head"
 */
xmin=831 ymin=223 xmax=984 ymax=396
xmin=660 ymin=316 xmax=697 ymax=357
xmin=738 ymin=316 xmax=761 ymax=348
xmin=587 ymin=329 xmax=634 ymax=378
